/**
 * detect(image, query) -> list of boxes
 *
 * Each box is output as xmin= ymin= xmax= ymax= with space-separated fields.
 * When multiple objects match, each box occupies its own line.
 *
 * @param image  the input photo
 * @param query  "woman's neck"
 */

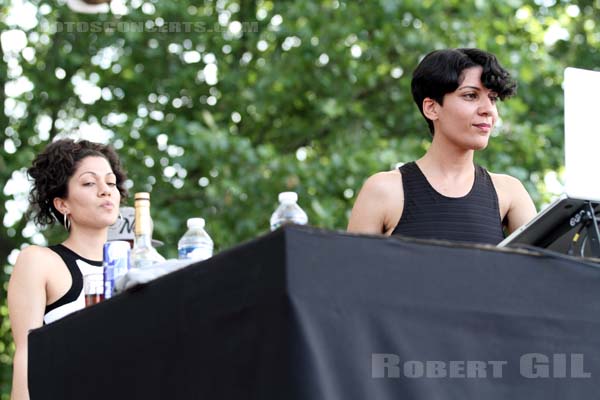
xmin=418 ymin=135 xmax=475 ymax=178
xmin=62 ymin=227 xmax=108 ymax=261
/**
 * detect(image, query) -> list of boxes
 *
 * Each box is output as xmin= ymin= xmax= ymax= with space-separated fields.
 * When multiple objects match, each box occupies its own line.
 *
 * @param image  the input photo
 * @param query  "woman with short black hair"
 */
xmin=348 ymin=48 xmax=536 ymax=243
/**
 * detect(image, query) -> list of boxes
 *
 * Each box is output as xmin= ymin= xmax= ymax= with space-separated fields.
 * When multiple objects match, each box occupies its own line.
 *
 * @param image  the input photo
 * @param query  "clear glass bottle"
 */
xmin=269 ymin=191 xmax=308 ymax=231
xmin=129 ymin=192 xmax=165 ymax=268
xmin=178 ymin=218 xmax=214 ymax=261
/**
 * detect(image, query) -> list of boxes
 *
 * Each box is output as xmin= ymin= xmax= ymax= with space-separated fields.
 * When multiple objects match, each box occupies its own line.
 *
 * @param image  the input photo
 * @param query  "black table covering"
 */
xmin=29 ymin=226 xmax=600 ymax=399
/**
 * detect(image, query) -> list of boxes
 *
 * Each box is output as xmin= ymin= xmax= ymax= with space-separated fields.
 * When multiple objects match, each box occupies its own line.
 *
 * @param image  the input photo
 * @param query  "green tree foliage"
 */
xmin=1 ymin=0 xmax=599 ymax=395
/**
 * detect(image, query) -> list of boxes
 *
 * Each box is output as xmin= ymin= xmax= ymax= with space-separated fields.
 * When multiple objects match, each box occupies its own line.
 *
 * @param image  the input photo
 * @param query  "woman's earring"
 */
xmin=118 ymin=212 xmax=123 ymax=220
xmin=63 ymin=213 xmax=71 ymax=231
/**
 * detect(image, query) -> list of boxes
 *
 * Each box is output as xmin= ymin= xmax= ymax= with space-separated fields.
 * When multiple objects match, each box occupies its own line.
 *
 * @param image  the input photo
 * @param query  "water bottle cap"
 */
xmin=278 ymin=191 xmax=298 ymax=203
xmin=187 ymin=218 xmax=205 ymax=229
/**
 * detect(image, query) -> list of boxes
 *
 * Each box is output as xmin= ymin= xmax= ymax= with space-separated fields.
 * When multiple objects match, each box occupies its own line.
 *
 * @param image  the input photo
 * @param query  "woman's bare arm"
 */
xmin=348 ymin=171 xmax=404 ymax=235
xmin=8 ymin=246 xmax=49 ymax=400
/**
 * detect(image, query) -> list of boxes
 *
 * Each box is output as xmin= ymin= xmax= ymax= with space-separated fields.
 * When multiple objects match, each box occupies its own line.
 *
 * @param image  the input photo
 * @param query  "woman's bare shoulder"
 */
xmin=488 ymin=171 xmax=522 ymax=187
xmin=488 ymin=172 xmax=531 ymax=200
xmin=14 ymin=245 xmax=62 ymax=273
xmin=17 ymin=244 xmax=57 ymax=258
xmin=350 ymin=169 xmax=404 ymax=235
xmin=363 ymin=169 xmax=403 ymax=193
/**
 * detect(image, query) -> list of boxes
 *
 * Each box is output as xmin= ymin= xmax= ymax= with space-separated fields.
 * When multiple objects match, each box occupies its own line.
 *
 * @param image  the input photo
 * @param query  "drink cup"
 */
xmin=84 ymin=272 xmax=105 ymax=307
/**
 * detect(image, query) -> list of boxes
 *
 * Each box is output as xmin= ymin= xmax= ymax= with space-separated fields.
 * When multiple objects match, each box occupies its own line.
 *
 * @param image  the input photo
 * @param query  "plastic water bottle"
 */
xmin=178 ymin=218 xmax=214 ymax=261
xmin=270 ymin=192 xmax=308 ymax=231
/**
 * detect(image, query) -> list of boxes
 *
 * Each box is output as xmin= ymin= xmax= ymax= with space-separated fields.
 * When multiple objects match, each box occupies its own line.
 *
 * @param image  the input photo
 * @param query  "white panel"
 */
xmin=564 ymin=67 xmax=600 ymax=201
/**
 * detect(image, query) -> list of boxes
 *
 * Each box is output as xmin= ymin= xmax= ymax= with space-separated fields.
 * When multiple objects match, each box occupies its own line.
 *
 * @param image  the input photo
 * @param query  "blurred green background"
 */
xmin=2 ymin=0 xmax=599 ymax=396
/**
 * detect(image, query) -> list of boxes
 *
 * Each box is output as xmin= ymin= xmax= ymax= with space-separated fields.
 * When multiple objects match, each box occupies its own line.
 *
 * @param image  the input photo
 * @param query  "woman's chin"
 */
xmin=471 ymin=137 xmax=490 ymax=151
xmin=97 ymin=214 xmax=120 ymax=229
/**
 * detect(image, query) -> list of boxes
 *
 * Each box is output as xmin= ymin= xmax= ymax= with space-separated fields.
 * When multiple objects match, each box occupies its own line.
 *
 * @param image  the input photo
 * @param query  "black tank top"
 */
xmin=392 ymin=162 xmax=505 ymax=244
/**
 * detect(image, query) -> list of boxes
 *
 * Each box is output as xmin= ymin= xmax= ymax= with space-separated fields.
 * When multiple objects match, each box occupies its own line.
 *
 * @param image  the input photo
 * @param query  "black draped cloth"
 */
xmin=29 ymin=226 xmax=600 ymax=399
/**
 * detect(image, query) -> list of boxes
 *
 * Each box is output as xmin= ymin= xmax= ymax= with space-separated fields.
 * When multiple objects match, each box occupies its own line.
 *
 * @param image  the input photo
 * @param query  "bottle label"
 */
xmin=103 ymin=241 xmax=130 ymax=298
xmin=178 ymin=246 xmax=212 ymax=261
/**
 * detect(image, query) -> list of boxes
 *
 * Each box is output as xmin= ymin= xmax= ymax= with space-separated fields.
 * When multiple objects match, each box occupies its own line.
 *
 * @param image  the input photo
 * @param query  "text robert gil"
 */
xmin=372 ymin=353 xmax=591 ymax=379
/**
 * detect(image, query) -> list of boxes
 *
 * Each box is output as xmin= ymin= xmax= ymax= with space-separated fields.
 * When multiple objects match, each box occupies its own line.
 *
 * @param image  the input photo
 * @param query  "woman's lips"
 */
xmin=100 ymin=202 xmax=114 ymax=210
xmin=473 ymin=123 xmax=491 ymax=133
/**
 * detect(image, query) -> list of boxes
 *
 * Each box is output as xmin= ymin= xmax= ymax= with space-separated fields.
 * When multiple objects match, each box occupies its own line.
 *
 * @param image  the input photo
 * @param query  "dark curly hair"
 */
xmin=27 ymin=139 xmax=128 ymax=227
xmin=411 ymin=48 xmax=517 ymax=135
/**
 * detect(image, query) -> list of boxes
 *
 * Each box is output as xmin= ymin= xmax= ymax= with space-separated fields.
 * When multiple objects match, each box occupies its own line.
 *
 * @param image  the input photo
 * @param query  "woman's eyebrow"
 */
xmin=78 ymin=171 xmax=116 ymax=178
xmin=457 ymin=85 xmax=481 ymax=91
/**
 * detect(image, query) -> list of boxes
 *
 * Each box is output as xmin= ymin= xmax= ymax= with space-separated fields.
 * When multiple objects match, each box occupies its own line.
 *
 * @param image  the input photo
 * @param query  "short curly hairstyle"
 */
xmin=411 ymin=48 xmax=517 ymax=135
xmin=27 ymin=139 xmax=128 ymax=227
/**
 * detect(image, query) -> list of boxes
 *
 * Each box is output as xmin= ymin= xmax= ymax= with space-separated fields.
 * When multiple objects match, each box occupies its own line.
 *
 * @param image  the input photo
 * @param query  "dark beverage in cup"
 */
xmin=83 ymin=272 xmax=104 ymax=307
xmin=85 ymin=293 xmax=105 ymax=307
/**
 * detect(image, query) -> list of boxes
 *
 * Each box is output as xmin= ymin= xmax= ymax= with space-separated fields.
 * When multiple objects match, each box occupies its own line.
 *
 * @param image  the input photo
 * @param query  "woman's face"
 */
xmin=56 ymin=156 xmax=121 ymax=231
xmin=433 ymin=66 xmax=499 ymax=150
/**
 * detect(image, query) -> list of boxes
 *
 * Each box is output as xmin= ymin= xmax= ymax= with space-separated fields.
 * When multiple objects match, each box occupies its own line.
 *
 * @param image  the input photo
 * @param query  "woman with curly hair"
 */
xmin=348 ymin=48 xmax=536 ymax=243
xmin=7 ymin=139 xmax=127 ymax=400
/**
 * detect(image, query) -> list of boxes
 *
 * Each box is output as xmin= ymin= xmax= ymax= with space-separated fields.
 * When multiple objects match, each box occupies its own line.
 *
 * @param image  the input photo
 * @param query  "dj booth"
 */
xmin=28 ymin=226 xmax=600 ymax=399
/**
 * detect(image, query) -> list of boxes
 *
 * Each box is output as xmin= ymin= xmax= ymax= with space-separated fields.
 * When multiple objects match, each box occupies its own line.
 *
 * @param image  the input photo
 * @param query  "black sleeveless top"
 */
xmin=392 ymin=162 xmax=505 ymax=244
xmin=43 ymin=244 xmax=103 ymax=324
